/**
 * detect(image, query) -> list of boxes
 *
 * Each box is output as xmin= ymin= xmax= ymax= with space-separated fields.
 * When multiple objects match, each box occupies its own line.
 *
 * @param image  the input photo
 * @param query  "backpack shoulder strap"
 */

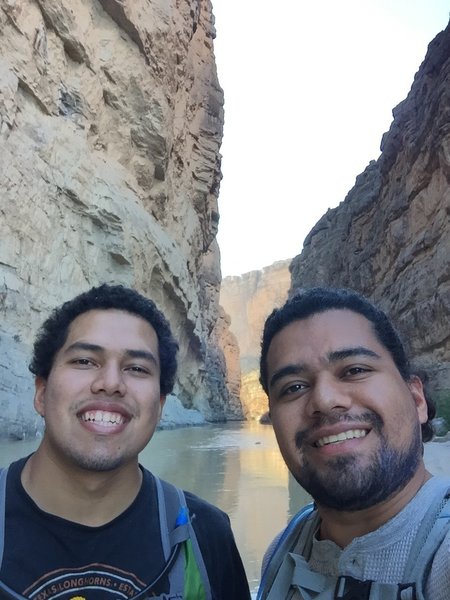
xmin=257 ymin=503 xmax=316 ymax=600
xmin=154 ymin=474 xmax=189 ymax=558
xmin=404 ymin=485 xmax=450 ymax=599
xmin=0 ymin=467 xmax=25 ymax=599
xmin=0 ymin=468 xmax=8 ymax=570
xmin=259 ymin=486 xmax=450 ymax=600
xmin=154 ymin=475 xmax=212 ymax=600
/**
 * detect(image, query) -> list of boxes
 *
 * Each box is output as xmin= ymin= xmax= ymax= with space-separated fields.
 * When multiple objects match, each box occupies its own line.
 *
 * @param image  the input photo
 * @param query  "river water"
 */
xmin=1 ymin=422 xmax=449 ymax=596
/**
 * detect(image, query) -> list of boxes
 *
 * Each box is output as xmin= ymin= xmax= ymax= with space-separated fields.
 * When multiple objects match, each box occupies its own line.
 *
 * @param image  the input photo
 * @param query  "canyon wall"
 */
xmin=0 ymin=0 xmax=243 ymax=438
xmin=220 ymin=23 xmax=450 ymax=426
xmin=220 ymin=260 xmax=291 ymax=418
xmin=290 ymin=23 xmax=450 ymax=412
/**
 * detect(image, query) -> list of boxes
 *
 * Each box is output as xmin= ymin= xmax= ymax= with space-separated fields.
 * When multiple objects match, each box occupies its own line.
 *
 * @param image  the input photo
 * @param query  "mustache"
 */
xmin=295 ymin=412 xmax=383 ymax=449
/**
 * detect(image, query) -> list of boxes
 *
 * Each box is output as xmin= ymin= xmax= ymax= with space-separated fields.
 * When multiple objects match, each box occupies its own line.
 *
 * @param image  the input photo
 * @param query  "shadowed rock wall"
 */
xmin=0 ymin=0 xmax=242 ymax=437
xmin=290 ymin=23 xmax=450 ymax=402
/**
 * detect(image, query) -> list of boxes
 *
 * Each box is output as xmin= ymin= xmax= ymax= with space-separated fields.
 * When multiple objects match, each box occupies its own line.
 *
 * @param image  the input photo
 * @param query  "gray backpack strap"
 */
xmin=267 ymin=553 xmax=411 ymax=600
xmin=154 ymin=475 xmax=212 ymax=600
xmin=154 ymin=475 xmax=190 ymax=559
xmin=403 ymin=487 xmax=450 ymax=599
xmin=0 ymin=468 xmax=8 ymax=570
xmin=0 ymin=467 xmax=27 ymax=599
xmin=290 ymin=555 xmax=404 ymax=600
xmin=258 ymin=503 xmax=316 ymax=600
xmin=154 ymin=475 xmax=188 ymax=594
xmin=260 ymin=487 xmax=450 ymax=600
xmin=0 ymin=580 xmax=30 ymax=600
xmin=264 ymin=551 xmax=335 ymax=600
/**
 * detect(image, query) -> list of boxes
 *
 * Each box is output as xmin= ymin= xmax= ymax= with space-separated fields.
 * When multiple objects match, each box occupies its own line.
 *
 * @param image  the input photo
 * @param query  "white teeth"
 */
xmin=81 ymin=410 xmax=125 ymax=426
xmin=316 ymin=429 xmax=367 ymax=447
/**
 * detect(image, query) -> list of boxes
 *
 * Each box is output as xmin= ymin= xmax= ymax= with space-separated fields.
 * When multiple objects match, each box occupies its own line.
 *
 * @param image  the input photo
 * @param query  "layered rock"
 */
xmin=220 ymin=260 xmax=291 ymax=418
xmin=290 ymin=23 xmax=450 ymax=404
xmin=0 ymin=0 xmax=237 ymax=437
xmin=212 ymin=306 xmax=244 ymax=420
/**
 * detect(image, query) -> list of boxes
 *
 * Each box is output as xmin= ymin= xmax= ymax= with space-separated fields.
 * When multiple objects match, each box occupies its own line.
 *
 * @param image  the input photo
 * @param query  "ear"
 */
xmin=408 ymin=375 xmax=428 ymax=425
xmin=34 ymin=376 xmax=47 ymax=417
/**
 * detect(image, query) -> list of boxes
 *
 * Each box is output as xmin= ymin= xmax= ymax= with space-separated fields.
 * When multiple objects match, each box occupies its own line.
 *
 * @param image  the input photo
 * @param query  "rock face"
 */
xmin=0 ymin=0 xmax=238 ymax=437
xmin=220 ymin=260 xmax=291 ymax=418
xmin=290 ymin=23 xmax=450 ymax=404
xmin=211 ymin=305 xmax=244 ymax=420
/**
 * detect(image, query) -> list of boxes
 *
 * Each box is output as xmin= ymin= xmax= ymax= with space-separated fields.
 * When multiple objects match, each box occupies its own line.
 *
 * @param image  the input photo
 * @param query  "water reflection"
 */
xmin=0 ymin=422 xmax=311 ymax=593
xmin=142 ymin=422 xmax=312 ymax=588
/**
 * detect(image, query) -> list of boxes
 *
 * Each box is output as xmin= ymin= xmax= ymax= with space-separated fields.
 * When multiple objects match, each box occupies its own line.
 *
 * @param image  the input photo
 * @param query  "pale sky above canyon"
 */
xmin=213 ymin=1 xmax=450 ymax=277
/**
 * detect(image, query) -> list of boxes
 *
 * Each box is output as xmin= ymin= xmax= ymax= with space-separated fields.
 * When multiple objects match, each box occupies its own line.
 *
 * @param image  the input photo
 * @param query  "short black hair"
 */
xmin=29 ymin=284 xmax=178 ymax=396
xmin=260 ymin=286 xmax=435 ymax=442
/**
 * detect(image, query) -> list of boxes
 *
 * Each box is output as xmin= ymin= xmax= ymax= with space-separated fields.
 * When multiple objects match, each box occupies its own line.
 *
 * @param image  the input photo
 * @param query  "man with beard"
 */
xmin=256 ymin=287 xmax=450 ymax=600
xmin=0 ymin=284 xmax=250 ymax=600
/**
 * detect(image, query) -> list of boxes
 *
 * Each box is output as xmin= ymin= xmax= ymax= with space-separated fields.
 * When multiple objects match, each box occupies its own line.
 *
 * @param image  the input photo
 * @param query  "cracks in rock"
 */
xmin=17 ymin=76 xmax=51 ymax=116
xmin=97 ymin=0 xmax=148 ymax=64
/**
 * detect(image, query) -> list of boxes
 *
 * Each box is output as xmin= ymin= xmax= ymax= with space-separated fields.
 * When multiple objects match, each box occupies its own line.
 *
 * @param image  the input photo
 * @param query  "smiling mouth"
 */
xmin=80 ymin=410 xmax=126 ymax=427
xmin=315 ymin=429 xmax=368 ymax=448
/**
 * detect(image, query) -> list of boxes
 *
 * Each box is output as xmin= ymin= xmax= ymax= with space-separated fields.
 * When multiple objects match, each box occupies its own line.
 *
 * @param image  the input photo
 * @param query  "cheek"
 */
xmin=271 ymin=407 xmax=298 ymax=446
xmin=271 ymin=400 xmax=302 ymax=424
xmin=42 ymin=376 xmax=82 ymax=411
xmin=139 ymin=391 xmax=164 ymax=418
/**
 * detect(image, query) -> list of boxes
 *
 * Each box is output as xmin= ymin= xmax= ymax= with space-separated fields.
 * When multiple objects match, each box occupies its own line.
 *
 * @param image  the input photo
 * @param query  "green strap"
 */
xmin=183 ymin=539 xmax=206 ymax=600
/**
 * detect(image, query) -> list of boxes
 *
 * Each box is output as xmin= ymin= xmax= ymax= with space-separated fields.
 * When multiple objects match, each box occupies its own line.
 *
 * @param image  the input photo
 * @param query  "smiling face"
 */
xmin=266 ymin=309 xmax=428 ymax=511
xmin=34 ymin=309 xmax=165 ymax=474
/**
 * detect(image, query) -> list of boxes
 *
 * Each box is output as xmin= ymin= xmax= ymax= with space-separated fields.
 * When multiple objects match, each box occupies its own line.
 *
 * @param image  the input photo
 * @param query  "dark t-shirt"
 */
xmin=0 ymin=457 xmax=250 ymax=600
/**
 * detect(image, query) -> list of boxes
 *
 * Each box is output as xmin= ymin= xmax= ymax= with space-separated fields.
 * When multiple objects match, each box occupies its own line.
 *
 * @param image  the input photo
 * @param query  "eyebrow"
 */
xmin=268 ymin=346 xmax=381 ymax=390
xmin=126 ymin=349 xmax=159 ymax=365
xmin=64 ymin=342 xmax=159 ymax=365
xmin=328 ymin=347 xmax=381 ymax=362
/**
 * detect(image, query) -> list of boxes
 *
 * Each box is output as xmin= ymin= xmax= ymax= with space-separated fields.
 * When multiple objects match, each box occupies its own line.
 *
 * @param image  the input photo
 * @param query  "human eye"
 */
xmin=277 ymin=381 xmax=309 ymax=400
xmin=125 ymin=364 xmax=151 ymax=376
xmin=70 ymin=357 xmax=96 ymax=368
xmin=342 ymin=365 xmax=372 ymax=378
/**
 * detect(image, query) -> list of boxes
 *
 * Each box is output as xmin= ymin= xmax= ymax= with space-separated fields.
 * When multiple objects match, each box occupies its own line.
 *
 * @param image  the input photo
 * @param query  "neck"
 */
xmin=317 ymin=463 xmax=432 ymax=548
xmin=21 ymin=444 xmax=143 ymax=527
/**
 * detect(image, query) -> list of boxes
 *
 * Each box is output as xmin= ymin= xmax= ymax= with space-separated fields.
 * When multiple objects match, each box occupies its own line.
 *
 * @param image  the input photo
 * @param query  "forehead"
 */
xmin=266 ymin=309 xmax=385 ymax=370
xmin=63 ymin=309 xmax=159 ymax=351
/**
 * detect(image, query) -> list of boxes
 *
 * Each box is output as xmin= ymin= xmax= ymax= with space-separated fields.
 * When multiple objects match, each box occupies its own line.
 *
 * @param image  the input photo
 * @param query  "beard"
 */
xmin=69 ymin=452 xmax=125 ymax=472
xmin=47 ymin=434 xmax=130 ymax=472
xmin=291 ymin=412 xmax=423 ymax=511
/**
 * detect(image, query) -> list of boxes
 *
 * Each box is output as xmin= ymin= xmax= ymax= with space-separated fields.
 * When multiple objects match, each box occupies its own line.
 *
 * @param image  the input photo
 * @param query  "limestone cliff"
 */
xmin=220 ymin=260 xmax=291 ymax=418
xmin=0 ymin=0 xmax=237 ymax=437
xmin=290 ymin=23 xmax=450 ymax=404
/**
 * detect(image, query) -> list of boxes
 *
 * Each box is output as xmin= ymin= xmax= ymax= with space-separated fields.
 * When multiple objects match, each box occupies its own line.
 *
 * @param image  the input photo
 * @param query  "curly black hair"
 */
xmin=29 ymin=283 xmax=179 ymax=396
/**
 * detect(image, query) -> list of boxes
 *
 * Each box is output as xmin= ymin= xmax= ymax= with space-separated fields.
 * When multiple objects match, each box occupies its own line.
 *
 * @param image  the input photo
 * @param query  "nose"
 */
xmin=90 ymin=363 xmax=126 ymax=397
xmin=306 ymin=374 xmax=352 ymax=416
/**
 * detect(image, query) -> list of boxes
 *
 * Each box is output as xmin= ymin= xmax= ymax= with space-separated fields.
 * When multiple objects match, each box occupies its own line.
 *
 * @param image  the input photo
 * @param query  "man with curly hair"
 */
xmin=0 ymin=284 xmax=250 ymax=600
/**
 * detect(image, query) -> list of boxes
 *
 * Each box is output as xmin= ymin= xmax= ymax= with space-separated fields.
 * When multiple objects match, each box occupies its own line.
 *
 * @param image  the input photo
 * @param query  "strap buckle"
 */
xmin=334 ymin=576 xmax=417 ymax=600
xmin=334 ymin=576 xmax=372 ymax=599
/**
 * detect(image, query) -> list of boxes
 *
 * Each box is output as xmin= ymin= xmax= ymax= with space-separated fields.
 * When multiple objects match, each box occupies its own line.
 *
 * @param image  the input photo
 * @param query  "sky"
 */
xmin=213 ymin=1 xmax=450 ymax=277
